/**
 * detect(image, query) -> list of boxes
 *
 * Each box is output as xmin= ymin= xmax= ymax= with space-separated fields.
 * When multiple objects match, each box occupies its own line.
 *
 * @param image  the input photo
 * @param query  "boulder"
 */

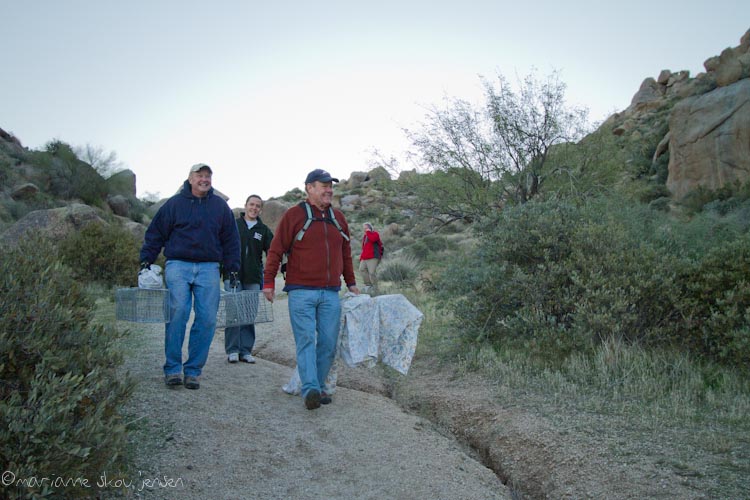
xmin=340 ymin=194 xmax=361 ymax=211
xmin=11 ymin=182 xmax=39 ymax=200
xmin=345 ymin=171 xmax=369 ymax=189
xmin=260 ymin=199 xmax=291 ymax=232
xmin=666 ymin=78 xmax=750 ymax=200
xmin=107 ymin=194 xmax=130 ymax=217
xmin=106 ymin=169 xmax=137 ymax=197
xmin=1 ymin=203 xmax=106 ymax=245
xmin=715 ymin=47 xmax=744 ymax=87
xmin=114 ymin=215 xmax=147 ymax=241
xmin=367 ymin=166 xmax=392 ymax=183
xmin=629 ymin=77 xmax=666 ymax=111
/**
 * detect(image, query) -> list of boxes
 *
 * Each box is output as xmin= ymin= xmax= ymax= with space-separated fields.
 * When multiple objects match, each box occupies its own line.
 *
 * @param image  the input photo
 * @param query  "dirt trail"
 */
xmin=122 ymin=287 xmax=704 ymax=500
xmin=122 ymin=294 xmax=510 ymax=500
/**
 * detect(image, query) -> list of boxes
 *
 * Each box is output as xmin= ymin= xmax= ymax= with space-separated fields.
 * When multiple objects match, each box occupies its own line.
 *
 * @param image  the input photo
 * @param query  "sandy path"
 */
xmin=121 ymin=292 xmax=509 ymax=500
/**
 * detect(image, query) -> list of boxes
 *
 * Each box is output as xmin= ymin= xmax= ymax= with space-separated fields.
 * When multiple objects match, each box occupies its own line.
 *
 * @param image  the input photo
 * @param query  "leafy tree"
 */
xmin=483 ymin=70 xmax=590 ymax=203
xmin=403 ymin=69 xmax=592 ymax=221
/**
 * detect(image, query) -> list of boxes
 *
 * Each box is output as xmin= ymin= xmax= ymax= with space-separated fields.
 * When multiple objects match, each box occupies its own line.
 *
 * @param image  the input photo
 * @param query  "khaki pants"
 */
xmin=359 ymin=258 xmax=380 ymax=287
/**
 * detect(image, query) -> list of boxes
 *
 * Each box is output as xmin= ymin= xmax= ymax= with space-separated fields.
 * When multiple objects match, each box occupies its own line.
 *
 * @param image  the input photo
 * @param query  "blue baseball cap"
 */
xmin=305 ymin=169 xmax=339 ymax=184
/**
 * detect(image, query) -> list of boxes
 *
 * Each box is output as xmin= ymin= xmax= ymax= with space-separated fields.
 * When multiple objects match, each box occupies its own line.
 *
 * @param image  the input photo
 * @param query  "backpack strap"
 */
xmin=328 ymin=206 xmax=350 ymax=242
xmin=295 ymin=202 xmax=314 ymax=241
xmin=294 ymin=202 xmax=350 ymax=242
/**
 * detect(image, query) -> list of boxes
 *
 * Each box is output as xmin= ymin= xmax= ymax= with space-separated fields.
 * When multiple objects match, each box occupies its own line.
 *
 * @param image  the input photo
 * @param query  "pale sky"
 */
xmin=2 ymin=1 xmax=748 ymax=207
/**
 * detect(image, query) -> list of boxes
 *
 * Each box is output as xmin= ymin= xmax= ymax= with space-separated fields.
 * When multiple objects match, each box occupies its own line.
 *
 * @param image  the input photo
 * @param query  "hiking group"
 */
xmin=139 ymin=165 xmax=380 ymax=410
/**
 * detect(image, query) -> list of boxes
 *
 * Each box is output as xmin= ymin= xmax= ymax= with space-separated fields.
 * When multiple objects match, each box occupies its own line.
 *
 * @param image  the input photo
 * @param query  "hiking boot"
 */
xmin=320 ymin=391 xmax=332 ymax=405
xmin=184 ymin=376 xmax=200 ymax=390
xmin=165 ymin=374 xmax=182 ymax=387
xmin=304 ymin=390 xmax=321 ymax=410
xmin=227 ymin=353 xmax=239 ymax=363
xmin=240 ymin=354 xmax=256 ymax=364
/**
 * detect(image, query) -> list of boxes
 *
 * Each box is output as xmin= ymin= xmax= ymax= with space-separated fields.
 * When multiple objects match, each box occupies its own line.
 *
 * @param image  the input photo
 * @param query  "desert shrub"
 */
xmin=404 ymin=234 xmax=455 ymax=261
xmin=679 ymin=182 xmax=746 ymax=215
xmin=437 ymin=198 xmax=584 ymax=360
xmin=59 ymin=222 xmax=142 ymax=287
xmin=0 ymin=197 xmax=30 ymax=221
xmin=276 ymin=187 xmax=305 ymax=203
xmin=648 ymin=196 xmax=671 ymax=212
xmin=0 ymin=237 xmax=133 ymax=498
xmin=378 ymin=254 xmax=421 ymax=284
xmin=405 ymin=240 xmax=430 ymax=260
xmin=38 ymin=140 xmax=108 ymax=206
xmin=127 ymin=197 xmax=148 ymax=224
xmin=638 ymin=183 xmax=670 ymax=204
xmin=678 ymin=236 xmax=750 ymax=367
xmin=649 ymin=150 xmax=670 ymax=184
xmin=437 ymin=195 xmax=750 ymax=370
xmin=566 ymin=220 xmax=683 ymax=347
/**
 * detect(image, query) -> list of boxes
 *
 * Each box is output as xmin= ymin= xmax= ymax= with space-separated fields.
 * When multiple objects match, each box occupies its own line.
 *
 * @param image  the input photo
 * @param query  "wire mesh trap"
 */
xmin=115 ymin=288 xmax=171 ymax=323
xmin=216 ymin=290 xmax=273 ymax=328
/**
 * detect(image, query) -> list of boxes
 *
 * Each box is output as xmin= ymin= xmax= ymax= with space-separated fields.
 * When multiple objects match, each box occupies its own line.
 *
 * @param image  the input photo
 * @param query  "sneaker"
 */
xmin=304 ymin=390 xmax=321 ymax=410
xmin=227 ymin=353 xmax=239 ymax=363
xmin=240 ymin=354 xmax=256 ymax=364
xmin=320 ymin=391 xmax=332 ymax=405
xmin=184 ymin=376 xmax=200 ymax=390
xmin=165 ymin=374 xmax=182 ymax=387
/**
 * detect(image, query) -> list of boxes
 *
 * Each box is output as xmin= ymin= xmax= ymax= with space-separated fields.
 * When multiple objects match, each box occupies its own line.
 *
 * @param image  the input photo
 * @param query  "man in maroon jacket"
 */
xmin=263 ymin=169 xmax=359 ymax=410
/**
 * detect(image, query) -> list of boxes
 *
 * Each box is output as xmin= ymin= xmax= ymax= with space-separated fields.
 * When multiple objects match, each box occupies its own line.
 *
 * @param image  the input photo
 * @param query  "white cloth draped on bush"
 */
xmin=283 ymin=293 xmax=423 ymax=395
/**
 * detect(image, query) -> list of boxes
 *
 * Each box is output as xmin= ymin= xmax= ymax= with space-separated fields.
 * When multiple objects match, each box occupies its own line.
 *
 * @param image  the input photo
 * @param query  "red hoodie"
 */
xmin=360 ymin=229 xmax=382 ymax=261
xmin=263 ymin=201 xmax=356 ymax=291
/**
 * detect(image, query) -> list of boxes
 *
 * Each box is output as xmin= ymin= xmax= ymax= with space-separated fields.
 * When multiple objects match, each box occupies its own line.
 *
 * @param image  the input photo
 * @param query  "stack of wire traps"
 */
xmin=216 ymin=290 xmax=273 ymax=328
xmin=115 ymin=288 xmax=171 ymax=323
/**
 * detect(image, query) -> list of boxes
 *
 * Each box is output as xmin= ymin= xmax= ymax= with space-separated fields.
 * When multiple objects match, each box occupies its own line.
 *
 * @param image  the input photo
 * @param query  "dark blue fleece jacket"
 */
xmin=140 ymin=180 xmax=240 ymax=272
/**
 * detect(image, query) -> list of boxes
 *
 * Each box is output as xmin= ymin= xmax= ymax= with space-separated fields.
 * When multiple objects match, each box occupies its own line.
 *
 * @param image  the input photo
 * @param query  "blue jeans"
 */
xmin=287 ymin=289 xmax=341 ymax=398
xmin=223 ymin=281 xmax=260 ymax=355
xmin=164 ymin=260 xmax=221 ymax=378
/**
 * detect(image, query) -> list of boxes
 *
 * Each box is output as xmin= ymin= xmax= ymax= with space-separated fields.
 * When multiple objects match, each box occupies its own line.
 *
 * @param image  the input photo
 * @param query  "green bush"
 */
xmin=59 ymin=222 xmax=142 ymax=287
xmin=37 ymin=141 xmax=108 ymax=207
xmin=678 ymin=236 xmax=750 ymax=367
xmin=648 ymin=196 xmax=671 ymax=212
xmin=405 ymin=234 xmax=454 ymax=261
xmin=437 ymin=195 xmax=750 ymax=371
xmin=378 ymin=254 xmax=421 ymax=284
xmin=0 ymin=237 xmax=133 ymax=498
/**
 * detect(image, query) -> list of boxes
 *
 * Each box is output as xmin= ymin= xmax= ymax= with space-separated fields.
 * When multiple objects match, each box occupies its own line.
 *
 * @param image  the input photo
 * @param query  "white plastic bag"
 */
xmin=138 ymin=264 xmax=164 ymax=289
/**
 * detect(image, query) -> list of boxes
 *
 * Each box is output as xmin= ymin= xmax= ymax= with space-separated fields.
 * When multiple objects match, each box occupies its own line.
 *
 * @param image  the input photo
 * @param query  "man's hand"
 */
xmin=348 ymin=285 xmax=360 ymax=295
xmin=263 ymin=288 xmax=275 ymax=303
xmin=229 ymin=272 xmax=240 ymax=289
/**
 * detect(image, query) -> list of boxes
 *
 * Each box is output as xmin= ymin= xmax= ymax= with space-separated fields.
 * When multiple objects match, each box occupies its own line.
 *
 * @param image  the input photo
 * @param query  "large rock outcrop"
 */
xmin=613 ymin=29 xmax=750 ymax=201
xmin=666 ymin=78 xmax=750 ymax=200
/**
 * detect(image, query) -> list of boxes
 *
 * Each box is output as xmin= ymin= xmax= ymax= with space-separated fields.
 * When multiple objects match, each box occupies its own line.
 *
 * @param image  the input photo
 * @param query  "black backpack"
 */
xmin=366 ymin=234 xmax=384 ymax=259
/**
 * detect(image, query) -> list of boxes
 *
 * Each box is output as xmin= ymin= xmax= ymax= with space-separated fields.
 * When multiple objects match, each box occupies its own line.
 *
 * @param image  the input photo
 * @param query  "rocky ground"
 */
xmin=120 ymin=289 xmax=707 ymax=499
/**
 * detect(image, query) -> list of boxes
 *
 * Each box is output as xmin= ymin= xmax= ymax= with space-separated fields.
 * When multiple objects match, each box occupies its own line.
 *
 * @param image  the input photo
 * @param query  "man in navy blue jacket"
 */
xmin=140 ymin=163 xmax=240 ymax=390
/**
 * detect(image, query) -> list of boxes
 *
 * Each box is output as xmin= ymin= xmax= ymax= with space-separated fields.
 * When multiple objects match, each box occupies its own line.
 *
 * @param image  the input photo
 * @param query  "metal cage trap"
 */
xmin=115 ymin=288 xmax=273 ymax=326
xmin=216 ymin=290 xmax=273 ymax=328
xmin=115 ymin=288 xmax=171 ymax=323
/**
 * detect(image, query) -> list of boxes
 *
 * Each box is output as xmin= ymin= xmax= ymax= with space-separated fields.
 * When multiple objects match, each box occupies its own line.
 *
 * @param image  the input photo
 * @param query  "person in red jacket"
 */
xmin=263 ymin=169 xmax=359 ymax=410
xmin=359 ymin=222 xmax=383 ymax=291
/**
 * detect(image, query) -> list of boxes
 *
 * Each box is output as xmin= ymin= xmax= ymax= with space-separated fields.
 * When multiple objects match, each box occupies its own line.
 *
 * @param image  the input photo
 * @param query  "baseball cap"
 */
xmin=305 ymin=169 xmax=339 ymax=184
xmin=189 ymin=163 xmax=212 ymax=175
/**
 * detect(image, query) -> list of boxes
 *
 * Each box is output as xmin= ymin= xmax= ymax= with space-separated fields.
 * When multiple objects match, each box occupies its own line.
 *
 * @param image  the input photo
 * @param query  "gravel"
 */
xmin=121 ymin=295 xmax=510 ymax=500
